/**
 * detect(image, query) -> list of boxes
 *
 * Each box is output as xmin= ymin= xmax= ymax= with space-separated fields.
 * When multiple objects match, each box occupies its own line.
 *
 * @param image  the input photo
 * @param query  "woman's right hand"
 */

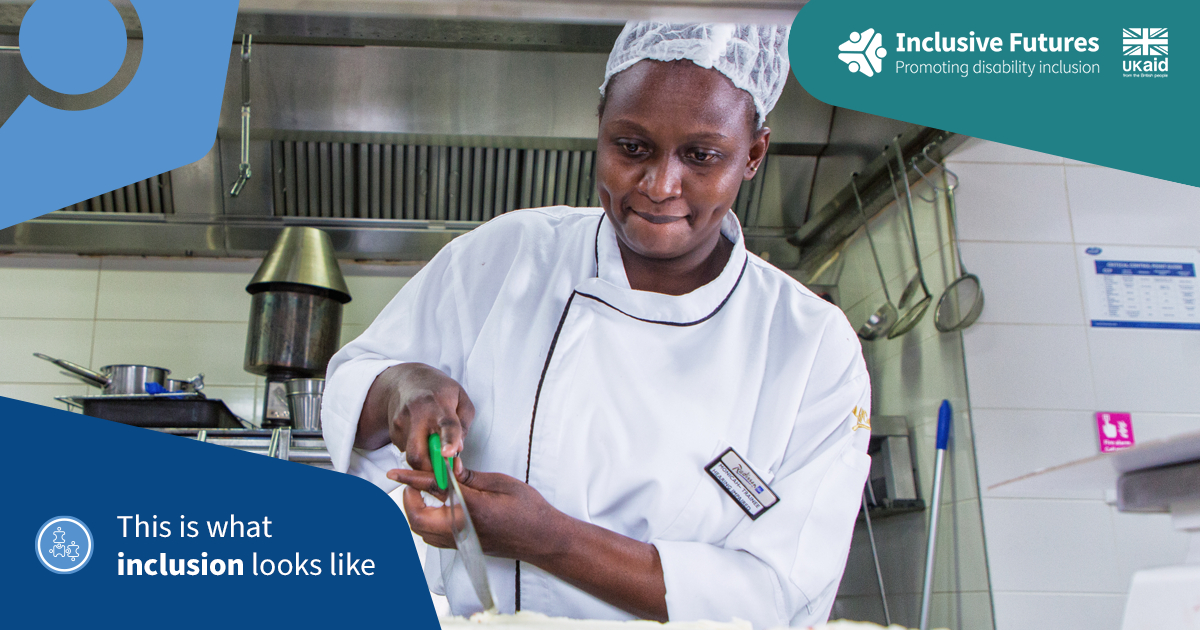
xmin=355 ymin=362 xmax=475 ymax=473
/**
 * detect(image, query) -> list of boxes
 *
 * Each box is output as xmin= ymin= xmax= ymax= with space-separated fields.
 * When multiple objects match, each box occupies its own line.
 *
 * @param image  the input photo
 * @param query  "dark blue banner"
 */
xmin=1 ymin=396 xmax=439 ymax=628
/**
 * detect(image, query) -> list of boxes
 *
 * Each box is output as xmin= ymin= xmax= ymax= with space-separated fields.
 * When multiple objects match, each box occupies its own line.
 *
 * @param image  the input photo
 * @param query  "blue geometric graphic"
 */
xmin=0 ymin=0 xmax=239 ymax=229
xmin=35 ymin=516 xmax=94 ymax=573
xmin=20 ymin=0 xmax=127 ymax=94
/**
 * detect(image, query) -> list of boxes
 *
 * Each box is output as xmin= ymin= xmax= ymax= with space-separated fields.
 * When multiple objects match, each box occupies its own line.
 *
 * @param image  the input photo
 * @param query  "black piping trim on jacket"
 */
xmin=576 ymin=258 xmax=748 ymax=328
xmin=516 ymin=290 xmax=577 ymax=611
xmin=516 ymin=218 xmax=746 ymax=608
xmin=593 ymin=215 xmax=603 ymax=275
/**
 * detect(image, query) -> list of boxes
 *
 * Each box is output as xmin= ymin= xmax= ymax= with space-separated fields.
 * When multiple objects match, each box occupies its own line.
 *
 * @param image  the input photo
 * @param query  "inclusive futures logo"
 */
xmin=838 ymin=28 xmax=887 ymax=77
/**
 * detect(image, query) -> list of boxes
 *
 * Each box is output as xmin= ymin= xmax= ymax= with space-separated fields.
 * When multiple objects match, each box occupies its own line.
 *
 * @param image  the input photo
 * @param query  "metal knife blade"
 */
xmin=446 ymin=461 xmax=497 ymax=612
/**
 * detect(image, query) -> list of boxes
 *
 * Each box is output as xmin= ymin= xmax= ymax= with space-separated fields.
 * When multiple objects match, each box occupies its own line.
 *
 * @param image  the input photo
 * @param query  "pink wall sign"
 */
xmin=1097 ymin=412 xmax=1135 ymax=453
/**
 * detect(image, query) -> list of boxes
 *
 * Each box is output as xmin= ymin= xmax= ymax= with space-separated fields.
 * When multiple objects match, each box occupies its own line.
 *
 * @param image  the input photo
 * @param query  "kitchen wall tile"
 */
xmin=960 ymin=242 xmax=1086 ymax=326
xmin=830 ymin=595 xmax=888 ymax=625
xmin=865 ymin=510 xmax=929 ymax=597
xmin=834 ymin=230 xmax=883 ymax=317
xmin=1087 ymin=327 xmax=1200 ymax=414
xmin=339 ymin=324 xmax=368 ymax=353
xmin=1110 ymin=509 xmax=1193 ymax=589
xmin=1066 ymin=166 xmax=1200 ymax=248
xmin=926 ymin=591 xmax=996 ymax=630
xmin=1120 ymin=412 xmax=1200 ymax=444
xmin=933 ymin=500 xmax=992 ymax=594
xmin=907 ymin=413 xmax=978 ymax=508
xmin=991 ymin=592 xmax=1125 ymax=630
xmin=948 ymin=163 xmax=1073 ymax=244
xmin=881 ymin=592 xmax=921 ymax=629
xmin=981 ymin=497 xmax=1123 ymax=593
xmin=949 ymin=138 xmax=1064 ymax=165
xmin=0 ymin=256 xmax=99 ymax=320
xmin=0 ymin=382 xmax=90 ymax=412
xmin=200 ymin=386 xmax=258 ymax=427
xmin=961 ymin=323 xmax=1097 ymax=411
xmin=98 ymin=257 xmax=261 ymax=275
xmin=972 ymin=408 xmax=1106 ymax=500
xmin=96 ymin=261 xmax=255 ymax=323
xmin=342 ymin=273 xmax=412 ymax=326
xmin=0 ymin=319 xmax=96 ymax=384
xmin=92 ymin=320 xmax=254 ymax=386
xmin=840 ymin=520 xmax=885 ymax=599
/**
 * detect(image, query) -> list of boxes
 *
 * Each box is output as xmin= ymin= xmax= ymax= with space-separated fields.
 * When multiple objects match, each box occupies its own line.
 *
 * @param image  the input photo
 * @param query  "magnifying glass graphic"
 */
xmin=8 ymin=0 xmax=141 ymax=112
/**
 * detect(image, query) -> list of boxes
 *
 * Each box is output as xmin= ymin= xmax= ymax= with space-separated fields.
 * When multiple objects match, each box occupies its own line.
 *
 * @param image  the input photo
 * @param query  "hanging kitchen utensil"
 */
xmin=919 ymin=400 xmax=953 ymax=630
xmin=861 ymin=489 xmax=892 ymax=626
xmin=886 ymin=142 xmax=933 ymax=339
xmin=806 ymin=238 xmax=848 ymax=286
xmin=911 ymin=148 xmax=985 ymax=332
xmin=851 ymin=173 xmax=899 ymax=340
xmin=896 ymin=272 xmax=922 ymax=311
xmin=229 ymin=34 xmax=253 ymax=197
xmin=444 ymin=459 xmax=498 ymax=613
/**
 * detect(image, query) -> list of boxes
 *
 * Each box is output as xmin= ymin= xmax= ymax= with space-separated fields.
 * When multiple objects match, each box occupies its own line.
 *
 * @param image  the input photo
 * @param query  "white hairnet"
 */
xmin=600 ymin=22 xmax=791 ymax=126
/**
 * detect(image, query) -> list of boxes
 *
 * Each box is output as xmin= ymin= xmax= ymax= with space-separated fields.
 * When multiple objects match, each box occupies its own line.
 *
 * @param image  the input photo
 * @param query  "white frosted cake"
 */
xmin=439 ymin=611 xmax=913 ymax=630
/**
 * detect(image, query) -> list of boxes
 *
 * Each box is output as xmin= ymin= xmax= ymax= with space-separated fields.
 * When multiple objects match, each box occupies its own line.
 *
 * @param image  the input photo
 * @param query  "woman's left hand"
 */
xmin=389 ymin=467 xmax=568 ymax=563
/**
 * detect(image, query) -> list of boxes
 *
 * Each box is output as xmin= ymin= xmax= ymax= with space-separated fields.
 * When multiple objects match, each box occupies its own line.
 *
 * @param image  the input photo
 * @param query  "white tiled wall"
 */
xmin=0 ymin=254 xmax=415 ymax=425
xmin=829 ymin=169 xmax=994 ymax=629
xmin=946 ymin=138 xmax=1200 ymax=630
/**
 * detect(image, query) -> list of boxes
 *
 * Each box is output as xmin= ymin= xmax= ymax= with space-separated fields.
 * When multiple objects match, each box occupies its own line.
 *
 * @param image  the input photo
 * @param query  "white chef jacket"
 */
xmin=322 ymin=206 xmax=872 ymax=628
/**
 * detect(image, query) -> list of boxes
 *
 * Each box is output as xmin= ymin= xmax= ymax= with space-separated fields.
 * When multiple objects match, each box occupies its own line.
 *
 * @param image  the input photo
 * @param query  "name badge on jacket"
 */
xmin=705 ymin=448 xmax=780 ymax=520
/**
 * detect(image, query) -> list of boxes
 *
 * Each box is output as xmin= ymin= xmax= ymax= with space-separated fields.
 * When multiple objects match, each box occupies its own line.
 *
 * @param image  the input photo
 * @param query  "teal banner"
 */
xmin=790 ymin=0 xmax=1196 ymax=186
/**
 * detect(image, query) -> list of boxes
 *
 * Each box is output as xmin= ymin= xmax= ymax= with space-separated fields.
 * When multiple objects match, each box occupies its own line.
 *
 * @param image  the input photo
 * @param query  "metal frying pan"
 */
xmin=886 ymin=143 xmax=933 ymax=339
xmin=851 ymin=173 xmax=898 ymax=340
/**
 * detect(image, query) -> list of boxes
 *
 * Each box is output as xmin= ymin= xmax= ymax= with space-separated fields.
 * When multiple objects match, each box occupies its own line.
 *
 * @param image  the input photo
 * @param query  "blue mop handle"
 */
xmin=920 ymin=400 xmax=953 ymax=630
xmin=936 ymin=399 xmax=952 ymax=450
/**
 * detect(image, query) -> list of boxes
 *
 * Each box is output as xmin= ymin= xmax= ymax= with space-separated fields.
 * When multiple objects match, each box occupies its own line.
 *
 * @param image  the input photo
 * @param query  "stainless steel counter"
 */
xmin=158 ymin=427 xmax=333 ymax=469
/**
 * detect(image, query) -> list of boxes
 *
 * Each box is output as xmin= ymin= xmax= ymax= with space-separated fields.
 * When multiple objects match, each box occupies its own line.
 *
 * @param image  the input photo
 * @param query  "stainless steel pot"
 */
xmin=35 ymin=353 xmax=170 ymax=395
xmin=166 ymin=374 xmax=205 ymax=393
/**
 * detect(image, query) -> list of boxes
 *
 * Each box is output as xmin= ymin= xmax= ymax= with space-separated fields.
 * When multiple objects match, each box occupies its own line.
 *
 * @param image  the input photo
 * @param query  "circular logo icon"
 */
xmin=35 ymin=516 xmax=93 ymax=574
xmin=19 ymin=0 xmax=128 ymax=95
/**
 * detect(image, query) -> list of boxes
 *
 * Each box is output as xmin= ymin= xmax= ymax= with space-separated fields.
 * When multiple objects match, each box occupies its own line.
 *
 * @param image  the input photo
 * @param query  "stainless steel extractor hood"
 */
xmin=0 ymin=2 xmax=957 ymax=270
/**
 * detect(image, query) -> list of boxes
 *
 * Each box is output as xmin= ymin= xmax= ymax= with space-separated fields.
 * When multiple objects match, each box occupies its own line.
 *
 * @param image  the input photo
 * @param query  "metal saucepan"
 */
xmin=165 ymin=374 xmax=206 ymax=393
xmin=34 ymin=353 xmax=171 ymax=395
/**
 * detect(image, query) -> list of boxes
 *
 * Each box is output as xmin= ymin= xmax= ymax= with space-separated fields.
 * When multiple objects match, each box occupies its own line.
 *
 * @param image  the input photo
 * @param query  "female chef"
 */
xmin=321 ymin=22 xmax=872 ymax=628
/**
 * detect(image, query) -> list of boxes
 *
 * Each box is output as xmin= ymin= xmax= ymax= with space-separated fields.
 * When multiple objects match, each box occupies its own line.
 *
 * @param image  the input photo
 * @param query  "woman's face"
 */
xmin=596 ymin=60 xmax=769 ymax=263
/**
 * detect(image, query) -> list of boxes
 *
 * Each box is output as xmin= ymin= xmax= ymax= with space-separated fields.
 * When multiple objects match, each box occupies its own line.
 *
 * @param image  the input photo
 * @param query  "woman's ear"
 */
xmin=745 ymin=127 xmax=771 ymax=180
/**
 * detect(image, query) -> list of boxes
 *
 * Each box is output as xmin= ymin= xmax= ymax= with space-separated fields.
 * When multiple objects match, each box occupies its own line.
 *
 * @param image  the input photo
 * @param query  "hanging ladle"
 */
xmin=852 ymin=173 xmax=898 ymax=340
xmin=911 ymin=145 xmax=984 ymax=331
xmin=886 ymin=141 xmax=933 ymax=339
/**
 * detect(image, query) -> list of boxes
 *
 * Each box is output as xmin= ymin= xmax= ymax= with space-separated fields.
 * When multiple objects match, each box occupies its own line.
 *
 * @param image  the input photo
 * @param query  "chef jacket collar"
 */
xmin=576 ymin=209 xmax=748 ymax=326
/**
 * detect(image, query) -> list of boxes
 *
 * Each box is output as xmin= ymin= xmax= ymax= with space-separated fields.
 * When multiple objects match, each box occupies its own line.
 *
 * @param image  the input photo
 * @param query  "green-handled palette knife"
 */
xmin=428 ymin=433 xmax=496 ymax=612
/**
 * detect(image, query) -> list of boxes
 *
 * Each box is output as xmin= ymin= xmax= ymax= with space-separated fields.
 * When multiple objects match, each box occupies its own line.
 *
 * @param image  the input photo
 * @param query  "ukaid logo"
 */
xmin=0 ymin=0 xmax=239 ymax=228
xmin=838 ymin=28 xmax=887 ymax=77
xmin=1122 ymin=27 xmax=1169 ymax=77
xmin=36 ymin=516 xmax=94 ymax=574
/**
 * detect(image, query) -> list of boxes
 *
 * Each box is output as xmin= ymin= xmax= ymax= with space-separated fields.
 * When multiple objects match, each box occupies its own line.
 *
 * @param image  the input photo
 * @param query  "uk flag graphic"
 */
xmin=1122 ymin=28 xmax=1168 ymax=56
